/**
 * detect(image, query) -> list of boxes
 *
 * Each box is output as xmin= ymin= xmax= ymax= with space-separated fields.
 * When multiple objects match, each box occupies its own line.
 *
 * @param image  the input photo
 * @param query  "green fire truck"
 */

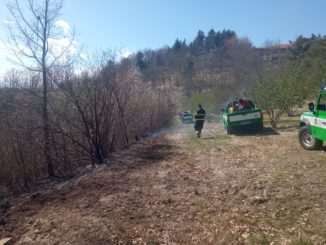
xmin=298 ymin=86 xmax=326 ymax=150
xmin=222 ymin=99 xmax=263 ymax=134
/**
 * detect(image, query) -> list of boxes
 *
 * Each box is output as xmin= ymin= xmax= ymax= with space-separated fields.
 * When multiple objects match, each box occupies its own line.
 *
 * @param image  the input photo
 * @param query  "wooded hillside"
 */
xmin=1 ymin=27 xmax=326 ymax=194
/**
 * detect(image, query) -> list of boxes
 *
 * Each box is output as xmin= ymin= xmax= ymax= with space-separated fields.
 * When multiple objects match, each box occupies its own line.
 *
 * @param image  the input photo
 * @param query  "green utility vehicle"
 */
xmin=180 ymin=111 xmax=194 ymax=124
xmin=298 ymin=86 xmax=326 ymax=150
xmin=221 ymin=99 xmax=263 ymax=134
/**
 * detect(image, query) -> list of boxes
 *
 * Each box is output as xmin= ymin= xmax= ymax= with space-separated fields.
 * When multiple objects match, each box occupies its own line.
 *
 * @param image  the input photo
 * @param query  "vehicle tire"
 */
xmin=258 ymin=122 xmax=264 ymax=131
xmin=298 ymin=125 xmax=323 ymax=150
xmin=226 ymin=126 xmax=232 ymax=135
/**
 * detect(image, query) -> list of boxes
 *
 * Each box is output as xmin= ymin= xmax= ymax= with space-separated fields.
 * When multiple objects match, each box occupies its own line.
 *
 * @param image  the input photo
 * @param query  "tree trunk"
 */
xmin=42 ymin=1 xmax=54 ymax=177
xmin=42 ymin=69 xmax=54 ymax=177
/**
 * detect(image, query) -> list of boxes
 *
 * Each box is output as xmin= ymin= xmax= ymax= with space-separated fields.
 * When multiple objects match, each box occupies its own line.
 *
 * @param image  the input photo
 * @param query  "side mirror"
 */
xmin=220 ymin=108 xmax=225 ymax=112
xmin=308 ymin=102 xmax=314 ymax=112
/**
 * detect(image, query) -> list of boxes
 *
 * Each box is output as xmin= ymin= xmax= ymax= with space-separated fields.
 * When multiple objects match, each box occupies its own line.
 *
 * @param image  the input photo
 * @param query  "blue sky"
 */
xmin=62 ymin=0 xmax=326 ymax=49
xmin=1 ymin=0 xmax=326 ymax=73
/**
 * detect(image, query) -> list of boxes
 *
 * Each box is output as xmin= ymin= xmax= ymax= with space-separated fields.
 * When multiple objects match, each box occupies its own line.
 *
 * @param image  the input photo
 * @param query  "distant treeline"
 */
xmin=122 ymin=30 xmax=326 ymax=122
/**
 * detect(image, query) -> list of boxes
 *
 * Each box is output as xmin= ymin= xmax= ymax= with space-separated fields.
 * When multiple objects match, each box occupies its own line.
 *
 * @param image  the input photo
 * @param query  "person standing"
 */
xmin=239 ymin=98 xmax=250 ymax=110
xmin=194 ymin=104 xmax=206 ymax=138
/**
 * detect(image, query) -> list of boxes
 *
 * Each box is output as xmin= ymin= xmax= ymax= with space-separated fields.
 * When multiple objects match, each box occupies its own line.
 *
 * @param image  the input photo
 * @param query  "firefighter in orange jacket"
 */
xmin=194 ymin=104 xmax=206 ymax=138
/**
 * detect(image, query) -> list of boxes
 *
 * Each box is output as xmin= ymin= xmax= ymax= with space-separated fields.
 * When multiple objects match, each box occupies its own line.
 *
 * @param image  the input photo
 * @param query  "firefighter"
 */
xmin=194 ymin=104 xmax=206 ymax=138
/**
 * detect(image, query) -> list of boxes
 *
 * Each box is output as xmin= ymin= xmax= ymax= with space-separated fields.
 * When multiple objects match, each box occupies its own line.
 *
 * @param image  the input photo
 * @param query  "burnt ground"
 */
xmin=0 ymin=123 xmax=325 ymax=244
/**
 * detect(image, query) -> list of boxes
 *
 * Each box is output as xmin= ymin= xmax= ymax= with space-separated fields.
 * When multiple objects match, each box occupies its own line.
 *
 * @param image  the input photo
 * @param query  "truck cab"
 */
xmin=298 ymin=86 xmax=326 ymax=150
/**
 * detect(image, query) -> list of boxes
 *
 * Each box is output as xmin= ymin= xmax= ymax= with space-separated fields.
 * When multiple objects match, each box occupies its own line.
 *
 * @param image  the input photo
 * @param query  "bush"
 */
xmin=0 ymin=63 xmax=176 ymax=195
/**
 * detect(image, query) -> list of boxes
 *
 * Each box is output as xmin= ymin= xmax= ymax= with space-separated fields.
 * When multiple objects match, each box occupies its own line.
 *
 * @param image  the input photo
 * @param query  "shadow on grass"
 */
xmin=198 ymin=134 xmax=232 ymax=141
xmin=108 ymin=141 xmax=176 ymax=168
xmin=138 ymin=143 xmax=174 ymax=163
xmin=233 ymin=127 xmax=280 ymax=136
xmin=200 ymin=136 xmax=217 ymax=140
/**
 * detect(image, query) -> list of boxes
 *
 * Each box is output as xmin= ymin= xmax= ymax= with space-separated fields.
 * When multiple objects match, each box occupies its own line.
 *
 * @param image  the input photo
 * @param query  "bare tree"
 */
xmin=6 ymin=0 xmax=75 ymax=177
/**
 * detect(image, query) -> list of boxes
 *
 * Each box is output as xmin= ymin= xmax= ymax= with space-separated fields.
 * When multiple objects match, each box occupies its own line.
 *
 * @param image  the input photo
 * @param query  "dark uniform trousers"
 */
xmin=194 ymin=108 xmax=205 ymax=137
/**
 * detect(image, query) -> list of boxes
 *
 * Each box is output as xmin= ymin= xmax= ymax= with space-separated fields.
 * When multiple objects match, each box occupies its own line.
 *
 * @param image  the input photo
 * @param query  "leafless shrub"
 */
xmin=0 ymin=58 xmax=176 ymax=195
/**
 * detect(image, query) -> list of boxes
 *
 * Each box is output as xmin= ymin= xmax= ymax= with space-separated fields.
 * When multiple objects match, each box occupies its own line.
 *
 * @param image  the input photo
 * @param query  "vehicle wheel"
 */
xmin=298 ymin=126 xmax=323 ymax=150
xmin=258 ymin=122 xmax=264 ymax=131
xmin=226 ymin=126 xmax=232 ymax=135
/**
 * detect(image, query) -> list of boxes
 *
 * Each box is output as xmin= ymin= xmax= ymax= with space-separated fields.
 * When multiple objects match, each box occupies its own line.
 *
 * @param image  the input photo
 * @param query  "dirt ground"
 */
xmin=0 ymin=123 xmax=325 ymax=245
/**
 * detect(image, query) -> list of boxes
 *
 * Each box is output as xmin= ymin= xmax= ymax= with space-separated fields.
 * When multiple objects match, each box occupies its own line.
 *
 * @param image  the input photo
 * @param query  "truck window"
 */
xmin=317 ymin=94 xmax=326 ymax=111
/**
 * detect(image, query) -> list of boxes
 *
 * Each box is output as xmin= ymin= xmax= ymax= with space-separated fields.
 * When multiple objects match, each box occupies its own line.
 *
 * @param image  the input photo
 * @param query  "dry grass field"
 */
xmin=0 ymin=122 xmax=325 ymax=244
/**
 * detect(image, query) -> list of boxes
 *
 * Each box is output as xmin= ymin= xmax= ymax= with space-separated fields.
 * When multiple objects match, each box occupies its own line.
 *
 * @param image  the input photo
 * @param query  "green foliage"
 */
xmin=249 ymin=59 xmax=312 ymax=128
xmin=250 ymin=67 xmax=285 ymax=128
xmin=136 ymin=51 xmax=146 ymax=70
xmin=205 ymin=29 xmax=216 ymax=52
xmin=181 ymin=88 xmax=237 ymax=116
xmin=249 ymin=36 xmax=326 ymax=127
xmin=190 ymin=30 xmax=206 ymax=55
xmin=123 ymin=28 xmax=256 ymax=108
xmin=248 ymin=232 xmax=270 ymax=245
xmin=127 ymin=31 xmax=326 ymax=124
xmin=306 ymin=38 xmax=326 ymax=83
xmin=182 ymin=91 xmax=217 ymax=115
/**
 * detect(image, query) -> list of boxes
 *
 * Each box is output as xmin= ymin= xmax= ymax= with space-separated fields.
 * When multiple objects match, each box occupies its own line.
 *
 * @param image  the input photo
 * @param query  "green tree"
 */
xmin=250 ymin=67 xmax=287 ymax=128
xmin=136 ymin=51 xmax=146 ymax=70
xmin=190 ymin=30 xmax=205 ymax=55
xmin=251 ymin=58 xmax=315 ymax=127
xmin=205 ymin=29 xmax=216 ymax=52
xmin=306 ymin=38 xmax=326 ymax=83
xmin=290 ymin=34 xmax=320 ymax=57
xmin=214 ymin=29 xmax=236 ymax=48
xmin=172 ymin=39 xmax=182 ymax=51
